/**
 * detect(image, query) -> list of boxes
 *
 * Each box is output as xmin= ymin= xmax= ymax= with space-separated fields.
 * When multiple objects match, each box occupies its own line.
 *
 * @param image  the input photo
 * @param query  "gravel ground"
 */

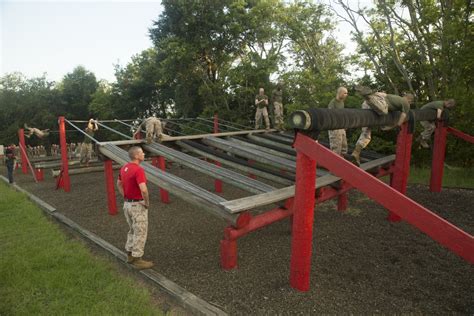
xmin=3 ymin=164 xmax=473 ymax=315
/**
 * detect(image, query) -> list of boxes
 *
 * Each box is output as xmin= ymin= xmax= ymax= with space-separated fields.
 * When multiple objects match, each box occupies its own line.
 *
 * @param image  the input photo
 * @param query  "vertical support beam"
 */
xmin=220 ymin=227 xmax=237 ymax=270
xmin=58 ymin=116 xmax=70 ymax=192
xmin=213 ymin=112 xmax=223 ymax=193
xmin=158 ymin=156 xmax=170 ymax=204
xmin=18 ymin=129 xmax=28 ymax=174
xmin=35 ymin=168 xmax=44 ymax=181
xmin=289 ymin=148 xmax=317 ymax=292
xmin=104 ymin=159 xmax=117 ymax=215
xmin=430 ymin=121 xmax=447 ymax=192
xmin=337 ymin=188 xmax=348 ymax=211
xmin=388 ymin=123 xmax=413 ymax=222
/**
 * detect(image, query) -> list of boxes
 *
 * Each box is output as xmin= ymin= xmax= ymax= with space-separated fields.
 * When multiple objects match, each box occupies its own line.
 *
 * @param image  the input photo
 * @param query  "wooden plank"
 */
xmin=227 ymin=137 xmax=296 ymax=161
xmin=143 ymin=143 xmax=276 ymax=194
xmin=220 ymin=155 xmax=395 ymax=213
xmin=99 ymin=144 xmax=239 ymax=225
xmin=176 ymin=141 xmax=294 ymax=186
xmin=51 ymin=165 xmax=120 ymax=177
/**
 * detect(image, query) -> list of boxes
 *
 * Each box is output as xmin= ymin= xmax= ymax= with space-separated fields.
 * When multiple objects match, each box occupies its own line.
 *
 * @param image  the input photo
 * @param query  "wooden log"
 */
xmin=34 ymin=159 xmax=99 ymax=169
xmin=220 ymin=155 xmax=395 ymax=213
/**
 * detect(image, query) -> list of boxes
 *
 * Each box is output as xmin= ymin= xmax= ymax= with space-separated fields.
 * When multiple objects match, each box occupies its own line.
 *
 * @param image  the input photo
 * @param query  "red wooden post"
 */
xmin=388 ymin=123 xmax=413 ymax=222
xmin=58 ymin=116 xmax=70 ymax=192
xmin=220 ymin=227 xmax=238 ymax=270
xmin=104 ymin=159 xmax=117 ymax=215
xmin=18 ymin=129 xmax=28 ymax=174
xmin=430 ymin=121 xmax=447 ymax=192
xmin=289 ymin=148 xmax=317 ymax=292
xmin=337 ymin=191 xmax=348 ymax=211
xmin=213 ymin=112 xmax=223 ymax=192
xmin=158 ymin=156 xmax=170 ymax=203
xmin=35 ymin=168 xmax=44 ymax=181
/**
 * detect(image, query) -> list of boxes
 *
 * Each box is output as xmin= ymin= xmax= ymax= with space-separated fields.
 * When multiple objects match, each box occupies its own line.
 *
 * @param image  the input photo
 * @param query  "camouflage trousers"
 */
xmin=124 ymin=202 xmax=148 ymax=258
xmin=255 ymin=107 xmax=270 ymax=129
xmin=356 ymin=101 xmax=373 ymax=149
xmin=273 ymin=102 xmax=284 ymax=130
xmin=328 ymin=129 xmax=348 ymax=155
xmin=420 ymin=121 xmax=435 ymax=141
xmin=79 ymin=143 xmax=92 ymax=164
xmin=365 ymin=92 xmax=388 ymax=115
xmin=145 ymin=119 xmax=163 ymax=142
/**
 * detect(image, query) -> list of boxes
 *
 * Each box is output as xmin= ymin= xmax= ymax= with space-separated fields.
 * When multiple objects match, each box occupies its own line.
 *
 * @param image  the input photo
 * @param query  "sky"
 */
xmin=1 ymin=0 xmax=163 ymax=82
xmin=1 ymin=0 xmax=369 ymax=83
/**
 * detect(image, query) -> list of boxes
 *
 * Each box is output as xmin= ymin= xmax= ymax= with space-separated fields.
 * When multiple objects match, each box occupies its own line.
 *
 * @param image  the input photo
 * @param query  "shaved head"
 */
xmin=128 ymin=146 xmax=144 ymax=160
xmin=336 ymin=86 xmax=348 ymax=101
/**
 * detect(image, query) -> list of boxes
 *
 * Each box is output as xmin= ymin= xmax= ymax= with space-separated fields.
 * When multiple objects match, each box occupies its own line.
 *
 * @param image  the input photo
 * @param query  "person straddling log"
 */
xmin=24 ymin=124 xmax=50 ymax=139
xmin=328 ymin=86 xmax=349 ymax=156
xmin=418 ymin=99 xmax=456 ymax=149
xmin=80 ymin=118 xmax=98 ymax=167
xmin=4 ymin=144 xmax=16 ymax=184
xmin=134 ymin=116 xmax=166 ymax=144
xmin=255 ymin=87 xmax=271 ymax=130
xmin=351 ymin=86 xmax=414 ymax=166
xmin=117 ymin=146 xmax=154 ymax=270
xmin=272 ymin=83 xmax=285 ymax=131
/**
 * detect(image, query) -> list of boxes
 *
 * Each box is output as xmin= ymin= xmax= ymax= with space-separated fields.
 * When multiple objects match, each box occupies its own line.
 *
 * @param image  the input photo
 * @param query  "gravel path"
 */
xmin=4 ymin=165 xmax=473 ymax=315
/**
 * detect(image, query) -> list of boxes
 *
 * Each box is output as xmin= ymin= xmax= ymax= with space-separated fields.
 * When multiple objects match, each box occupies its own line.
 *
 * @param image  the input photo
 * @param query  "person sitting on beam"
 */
xmin=24 ymin=124 xmax=50 ymax=139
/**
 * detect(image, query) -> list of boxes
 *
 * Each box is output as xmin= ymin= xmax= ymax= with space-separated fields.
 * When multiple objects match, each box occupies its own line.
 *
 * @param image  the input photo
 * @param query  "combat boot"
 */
xmin=131 ymin=257 xmax=154 ymax=270
xmin=126 ymin=252 xmax=134 ymax=263
xmin=350 ymin=144 xmax=363 ymax=166
xmin=419 ymin=139 xmax=430 ymax=149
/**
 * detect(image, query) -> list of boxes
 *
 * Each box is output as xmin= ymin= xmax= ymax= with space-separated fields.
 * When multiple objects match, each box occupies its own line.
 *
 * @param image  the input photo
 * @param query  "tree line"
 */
xmin=1 ymin=0 xmax=472 ymax=165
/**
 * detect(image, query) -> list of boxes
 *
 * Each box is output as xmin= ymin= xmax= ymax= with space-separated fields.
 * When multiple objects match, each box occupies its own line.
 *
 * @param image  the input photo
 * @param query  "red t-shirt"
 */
xmin=119 ymin=162 xmax=147 ymax=200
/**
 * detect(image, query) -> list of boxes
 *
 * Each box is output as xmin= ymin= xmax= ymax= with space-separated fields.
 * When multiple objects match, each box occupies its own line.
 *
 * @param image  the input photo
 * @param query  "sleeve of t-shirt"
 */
xmin=135 ymin=167 xmax=147 ymax=185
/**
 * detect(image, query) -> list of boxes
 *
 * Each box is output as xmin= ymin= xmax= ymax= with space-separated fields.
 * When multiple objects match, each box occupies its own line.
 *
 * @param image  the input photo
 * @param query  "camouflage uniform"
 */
xmin=327 ymin=98 xmax=348 ymax=155
xmin=137 ymin=117 xmax=163 ymax=143
xmin=356 ymin=94 xmax=410 ymax=149
xmin=255 ymin=94 xmax=270 ymax=129
xmin=420 ymin=101 xmax=444 ymax=141
xmin=80 ymin=128 xmax=95 ymax=164
xmin=124 ymin=202 xmax=148 ymax=258
xmin=272 ymin=88 xmax=284 ymax=130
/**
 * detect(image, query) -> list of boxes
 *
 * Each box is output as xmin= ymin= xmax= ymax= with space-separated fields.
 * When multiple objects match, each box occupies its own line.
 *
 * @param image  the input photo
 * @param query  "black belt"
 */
xmin=125 ymin=199 xmax=143 ymax=202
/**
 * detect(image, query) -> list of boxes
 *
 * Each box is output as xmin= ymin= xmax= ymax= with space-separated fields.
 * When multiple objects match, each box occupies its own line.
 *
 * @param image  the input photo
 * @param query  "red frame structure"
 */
xmin=18 ymin=129 xmax=28 ymax=174
xmin=430 ymin=123 xmax=474 ymax=192
xmin=289 ymin=130 xmax=474 ymax=291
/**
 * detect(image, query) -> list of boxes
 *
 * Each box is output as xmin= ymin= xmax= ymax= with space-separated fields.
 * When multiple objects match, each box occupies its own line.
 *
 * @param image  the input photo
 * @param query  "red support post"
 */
xmin=35 ymin=168 xmax=44 ymax=181
xmin=388 ymin=123 xmax=413 ymax=222
xmin=18 ymin=129 xmax=28 ymax=174
xmin=213 ymin=112 xmax=223 ymax=193
xmin=104 ymin=159 xmax=117 ymax=215
xmin=430 ymin=121 xmax=448 ymax=192
xmin=58 ymin=117 xmax=70 ymax=192
xmin=337 ymin=191 xmax=348 ymax=211
xmin=289 ymin=149 xmax=317 ymax=292
xmin=447 ymin=127 xmax=474 ymax=143
xmin=158 ymin=156 xmax=170 ymax=203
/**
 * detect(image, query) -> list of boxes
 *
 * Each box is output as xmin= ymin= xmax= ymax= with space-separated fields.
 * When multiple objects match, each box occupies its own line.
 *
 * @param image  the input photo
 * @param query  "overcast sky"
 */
xmin=1 ymin=0 xmax=370 ymax=83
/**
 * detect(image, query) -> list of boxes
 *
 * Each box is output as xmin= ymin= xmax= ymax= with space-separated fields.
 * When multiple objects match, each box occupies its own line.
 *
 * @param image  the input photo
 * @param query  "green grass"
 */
xmin=409 ymin=166 xmax=474 ymax=189
xmin=0 ymin=182 xmax=163 ymax=315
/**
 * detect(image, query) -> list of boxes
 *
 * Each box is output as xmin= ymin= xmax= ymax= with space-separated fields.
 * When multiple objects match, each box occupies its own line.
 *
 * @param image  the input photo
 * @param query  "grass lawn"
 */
xmin=409 ymin=166 xmax=474 ymax=189
xmin=0 ymin=181 xmax=163 ymax=315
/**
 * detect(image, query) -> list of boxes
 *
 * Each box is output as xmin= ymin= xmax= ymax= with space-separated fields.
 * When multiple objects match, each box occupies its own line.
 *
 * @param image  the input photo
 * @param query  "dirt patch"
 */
xmin=4 ymin=165 xmax=473 ymax=314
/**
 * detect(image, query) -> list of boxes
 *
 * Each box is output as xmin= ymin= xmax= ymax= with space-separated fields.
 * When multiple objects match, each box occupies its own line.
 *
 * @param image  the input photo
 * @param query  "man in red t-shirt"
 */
xmin=117 ymin=146 xmax=153 ymax=269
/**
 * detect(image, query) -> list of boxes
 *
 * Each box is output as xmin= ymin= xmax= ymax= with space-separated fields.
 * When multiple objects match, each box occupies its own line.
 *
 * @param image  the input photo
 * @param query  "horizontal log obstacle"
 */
xmin=51 ymin=164 xmax=120 ymax=177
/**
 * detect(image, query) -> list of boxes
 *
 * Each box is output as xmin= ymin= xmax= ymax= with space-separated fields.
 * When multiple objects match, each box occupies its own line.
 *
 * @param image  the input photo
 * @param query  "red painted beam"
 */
xmin=58 ymin=116 xmax=70 ymax=192
xmin=389 ymin=123 xmax=413 ymax=222
xmin=18 ymin=129 xmax=28 ymax=174
xmin=294 ymin=133 xmax=474 ymax=264
xmin=104 ymin=159 xmax=117 ymax=215
xmin=289 ymin=151 xmax=317 ymax=291
xmin=447 ymin=127 xmax=474 ymax=144
xmin=158 ymin=156 xmax=170 ymax=204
